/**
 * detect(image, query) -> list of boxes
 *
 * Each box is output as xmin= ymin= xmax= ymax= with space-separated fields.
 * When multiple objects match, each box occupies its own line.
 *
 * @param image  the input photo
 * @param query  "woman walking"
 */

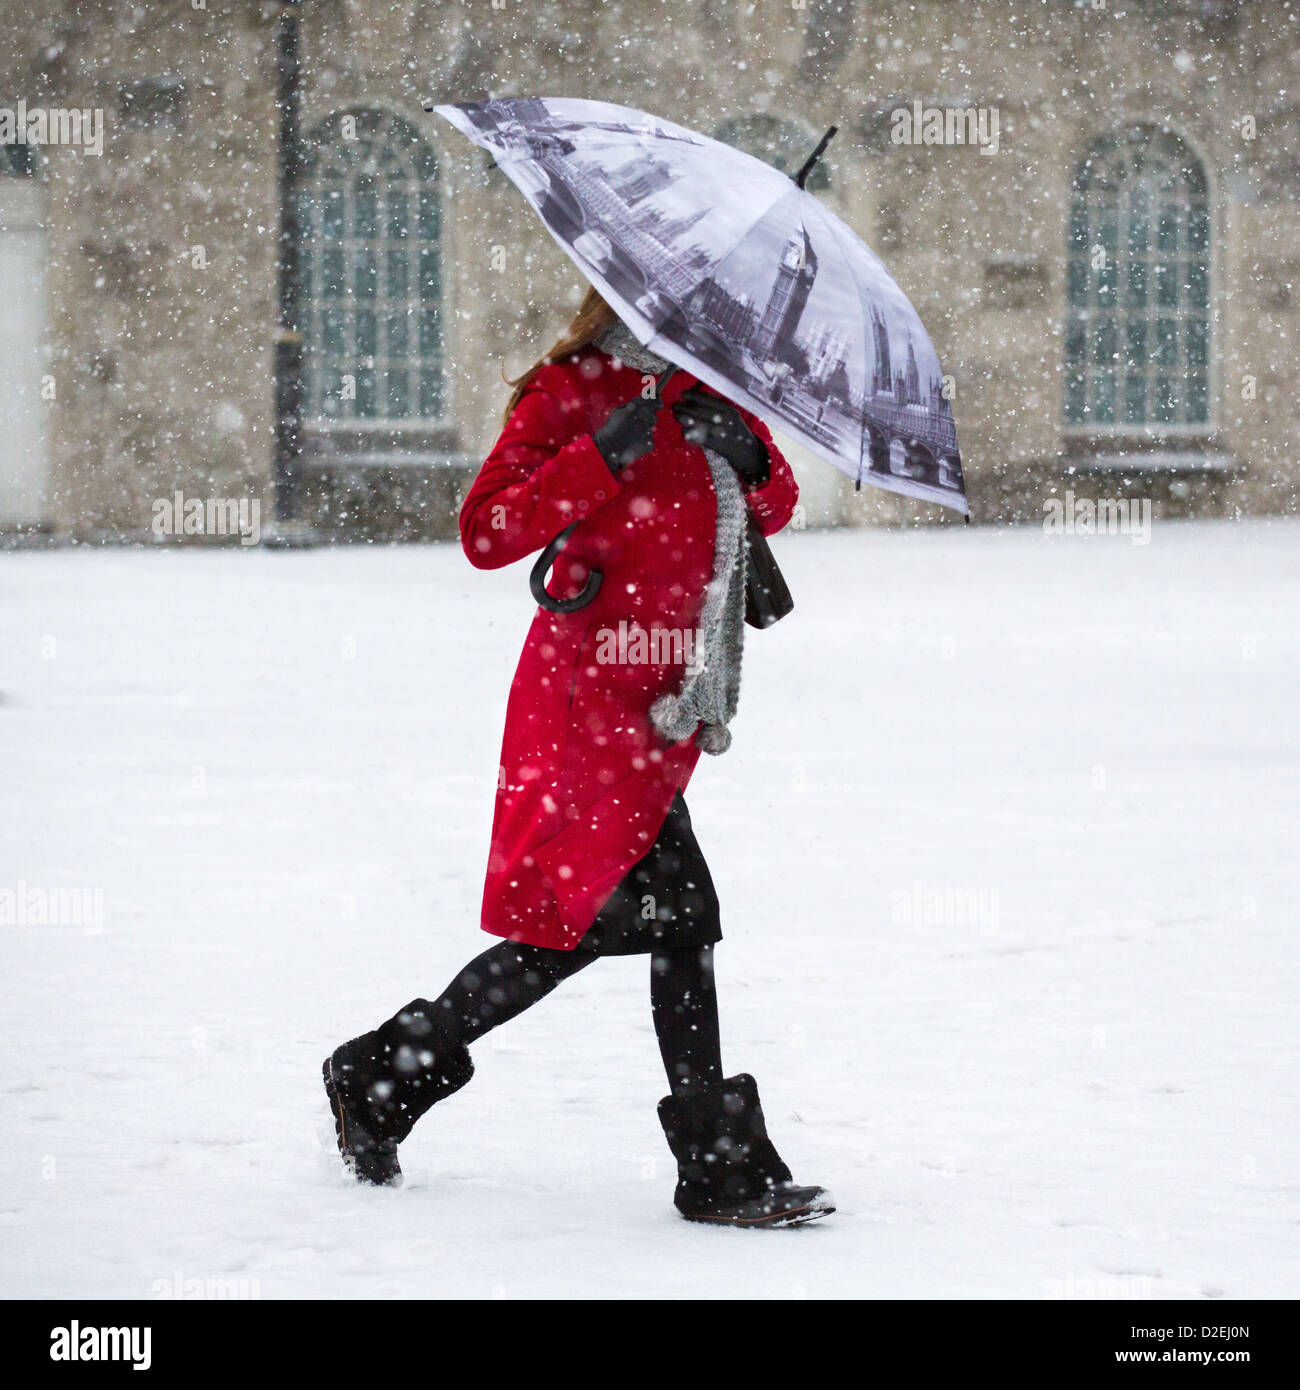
xmin=323 ymin=287 xmax=831 ymax=1227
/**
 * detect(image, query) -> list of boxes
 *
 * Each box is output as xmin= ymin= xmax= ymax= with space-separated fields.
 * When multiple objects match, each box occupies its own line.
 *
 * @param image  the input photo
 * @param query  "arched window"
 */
xmin=1066 ymin=126 xmax=1209 ymax=428
xmin=300 ymin=109 xmax=444 ymax=423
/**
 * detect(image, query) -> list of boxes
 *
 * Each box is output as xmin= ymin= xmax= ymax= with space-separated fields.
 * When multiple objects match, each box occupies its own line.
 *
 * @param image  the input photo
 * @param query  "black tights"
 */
xmin=416 ymin=939 xmax=723 ymax=1096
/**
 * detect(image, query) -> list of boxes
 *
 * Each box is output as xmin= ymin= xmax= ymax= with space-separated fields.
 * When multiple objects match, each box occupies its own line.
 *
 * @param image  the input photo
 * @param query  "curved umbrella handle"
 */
xmin=530 ymin=521 xmax=603 ymax=613
xmin=529 ymin=365 xmax=675 ymax=614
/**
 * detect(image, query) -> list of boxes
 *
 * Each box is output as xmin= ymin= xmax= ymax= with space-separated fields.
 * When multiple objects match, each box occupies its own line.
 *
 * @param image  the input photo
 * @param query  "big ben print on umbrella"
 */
xmin=431 ymin=96 xmax=966 ymax=515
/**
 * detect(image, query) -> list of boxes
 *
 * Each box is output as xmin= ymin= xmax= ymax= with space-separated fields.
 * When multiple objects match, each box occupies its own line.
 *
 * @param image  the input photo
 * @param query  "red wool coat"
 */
xmin=460 ymin=347 xmax=798 ymax=950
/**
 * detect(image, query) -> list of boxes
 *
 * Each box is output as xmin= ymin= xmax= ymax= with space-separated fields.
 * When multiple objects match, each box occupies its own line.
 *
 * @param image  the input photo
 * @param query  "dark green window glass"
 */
xmin=301 ymin=110 xmax=446 ymax=421
xmin=1064 ymin=127 xmax=1209 ymax=426
xmin=354 ymin=177 xmax=379 ymax=238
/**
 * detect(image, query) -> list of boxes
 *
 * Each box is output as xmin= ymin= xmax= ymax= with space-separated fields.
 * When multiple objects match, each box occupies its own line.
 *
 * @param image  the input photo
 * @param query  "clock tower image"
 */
xmin=755 ymin=223 xmax=818 ymax=358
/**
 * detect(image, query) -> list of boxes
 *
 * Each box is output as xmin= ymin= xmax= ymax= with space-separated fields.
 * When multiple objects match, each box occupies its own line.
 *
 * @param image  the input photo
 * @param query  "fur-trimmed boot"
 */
xmin=323 ymin=1002 xmax=473 ymax=1186
xmin=657 ymin=1073 xmax=834 ymax=1227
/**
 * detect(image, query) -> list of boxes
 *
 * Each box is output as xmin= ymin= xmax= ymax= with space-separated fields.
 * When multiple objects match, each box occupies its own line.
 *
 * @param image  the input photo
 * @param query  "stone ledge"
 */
xmin=1067 ymin=450 xmax=1241 ymax=476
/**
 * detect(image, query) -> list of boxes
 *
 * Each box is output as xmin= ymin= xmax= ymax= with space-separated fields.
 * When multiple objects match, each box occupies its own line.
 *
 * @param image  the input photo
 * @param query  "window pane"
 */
xmin=354 ymin=176 xmax=379 ymax=238
xmin=354 ymin=367 xmax=376 ymax=418
xmin=1155 ymin=318 xmax=1177 ymax=366
xmin=1154 ymin=375 xmax=1175 ymax=423
xmin=1066 ymin=319 xmax=1086 ymax=366
xmin=1188 ymin=206 xmax=1209 ymax=251
xmin=322 ymin=307 xmax=345 ymax=357
xmin=386 ymin=189 xmax=409 ymax=241
xmin=322 ymin=188 xmax=345 ymax=240
xmin=1125 ymin=373 xmax=1147 ymax=424
xmin=1186 ymin=374 xmax=1208 ymax=419
xmin=419 ymin=247 xmax=440 ymax=303
xmin=1125 ymin=318 xmax=1146 ymax=368
xmin=1154 ymin=262 xmax=1178 ymax=307
xmin=354 ymin=249 xmax=377 ymax=300
xmin=322 ymin=249 xmax=345 ymax=298
xmin=387 ymin=248 xmax=408 ymax=299
xmin=418 ymin=189 xmax=439 ymax=240
xmin=1125 ymin=258 xmax=1147 ymax=307
xmin=1157 ymin=206 xmax=1180 ymax=252
xmin=355 ymin=308 xmax=376 ymax=359
xmin=386 ymin=369 xmax=409 ymax=417
xmin=1092 ymin=371 xmax=1116 ymax=423
xmin=1094 ymin=319 xmax=1117 ymax=367
xmin=387 ymin=308 xmax=409 ymax=357
xmin=1186 ymin=317 xmax=1207 ymax=368
xmin=1065 ymin=370 xmax=1087 ymax=423
xmin=1186 ymin=261 xmax=1207 ymax=307
xmin=420 ymin=368 xmax=444 ymax=418
xmin=302 ymin=111 xmax=442 ymax=424
xmin=1126 ymin=190 xmax=1150 ymax=255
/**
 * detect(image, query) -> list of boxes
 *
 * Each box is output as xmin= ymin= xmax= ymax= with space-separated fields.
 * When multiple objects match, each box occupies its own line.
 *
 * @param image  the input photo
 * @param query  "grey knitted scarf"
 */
xmin=596 ymin=319 xmax=748 ymax=755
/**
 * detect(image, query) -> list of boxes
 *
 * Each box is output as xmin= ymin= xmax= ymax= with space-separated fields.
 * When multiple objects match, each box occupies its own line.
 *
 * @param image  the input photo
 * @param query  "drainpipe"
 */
xmin=273 ymin=0 xmax=304 ymax=525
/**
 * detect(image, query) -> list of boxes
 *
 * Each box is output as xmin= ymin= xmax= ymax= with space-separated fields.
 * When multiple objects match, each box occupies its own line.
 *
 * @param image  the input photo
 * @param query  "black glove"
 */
xmin=592 ymin=394 xmax=663 ymax=474
xmin=671 ymin=385 xmax=770 ymax=487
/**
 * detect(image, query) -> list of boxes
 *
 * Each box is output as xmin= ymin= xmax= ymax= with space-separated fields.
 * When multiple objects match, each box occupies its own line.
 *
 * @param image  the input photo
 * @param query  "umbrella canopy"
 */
xmin=433 ymin=97 xmax=966 ymax=516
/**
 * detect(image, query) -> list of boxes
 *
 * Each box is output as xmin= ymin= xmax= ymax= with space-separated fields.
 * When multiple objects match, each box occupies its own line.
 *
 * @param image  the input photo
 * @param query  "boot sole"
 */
xmin=322 ymin=1056 xmax=403 ymax=1187
xmin=682 ymin=1200 xmax=835 ymax=1229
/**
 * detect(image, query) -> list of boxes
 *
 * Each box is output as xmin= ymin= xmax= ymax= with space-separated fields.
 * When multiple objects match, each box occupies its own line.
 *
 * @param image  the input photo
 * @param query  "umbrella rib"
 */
xmin=815 ymin=202 xmax=884 ymax=483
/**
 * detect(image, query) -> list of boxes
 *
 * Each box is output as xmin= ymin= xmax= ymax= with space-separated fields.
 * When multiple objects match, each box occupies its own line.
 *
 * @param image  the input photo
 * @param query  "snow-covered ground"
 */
xmin=3 ymin=519 xmax=1298 ymax=1300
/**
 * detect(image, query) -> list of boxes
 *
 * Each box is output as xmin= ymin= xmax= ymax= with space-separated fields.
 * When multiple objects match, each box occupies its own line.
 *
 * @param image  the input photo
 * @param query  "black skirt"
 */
xmin=577 ymin=792 xmax=721 ymax=956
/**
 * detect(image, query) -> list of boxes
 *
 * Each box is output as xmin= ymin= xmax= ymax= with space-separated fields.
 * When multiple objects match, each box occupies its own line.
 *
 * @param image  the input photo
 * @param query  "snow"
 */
xmin=4 ymin=518 xmax=1298 ymax=1300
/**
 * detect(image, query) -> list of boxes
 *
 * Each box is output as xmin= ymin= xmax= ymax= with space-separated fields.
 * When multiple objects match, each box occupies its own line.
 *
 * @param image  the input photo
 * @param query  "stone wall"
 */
xmin=0 ymin=0 xmax=1294 ymax=540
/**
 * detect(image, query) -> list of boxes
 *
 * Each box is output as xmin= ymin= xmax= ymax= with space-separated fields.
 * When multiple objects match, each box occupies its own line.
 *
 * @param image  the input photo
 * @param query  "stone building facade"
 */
xmin=0 ymin=0 xmax=1296 ymax=541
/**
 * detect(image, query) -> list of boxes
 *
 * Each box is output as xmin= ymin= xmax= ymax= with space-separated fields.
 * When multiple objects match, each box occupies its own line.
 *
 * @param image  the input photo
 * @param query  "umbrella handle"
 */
xmin=530 ymin=366 xmax=674 ymax=614
xmin=530 ymin=521 xmax=603 ymax=613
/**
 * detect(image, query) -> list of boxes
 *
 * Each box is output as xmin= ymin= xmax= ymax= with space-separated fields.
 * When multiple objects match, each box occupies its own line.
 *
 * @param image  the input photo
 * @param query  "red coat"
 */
xmin=460 ymin=347 xmax=798 ymax=950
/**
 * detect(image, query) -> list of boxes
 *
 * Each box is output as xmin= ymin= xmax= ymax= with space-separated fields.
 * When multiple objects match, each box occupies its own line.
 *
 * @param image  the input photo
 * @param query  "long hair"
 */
xmin=501 ymin=285 xmax=617 ymax=425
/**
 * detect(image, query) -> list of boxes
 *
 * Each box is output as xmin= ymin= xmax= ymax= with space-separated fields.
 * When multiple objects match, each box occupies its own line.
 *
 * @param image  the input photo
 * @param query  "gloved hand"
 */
xmin=671 ymin=385 xmax=770 ymax=487
xmin=592 ymin=394 xmax=663 ymax=473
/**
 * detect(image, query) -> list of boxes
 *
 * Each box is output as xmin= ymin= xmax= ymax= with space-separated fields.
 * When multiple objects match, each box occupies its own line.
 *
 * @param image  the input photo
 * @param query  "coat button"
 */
xmin=595 ymin=489 xmax=606 ymax=501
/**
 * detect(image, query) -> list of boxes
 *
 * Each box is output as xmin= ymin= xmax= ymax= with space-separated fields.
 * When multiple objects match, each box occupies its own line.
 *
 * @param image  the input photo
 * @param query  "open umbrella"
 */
xmin=430 ymin=96 xmax=966 ymax=517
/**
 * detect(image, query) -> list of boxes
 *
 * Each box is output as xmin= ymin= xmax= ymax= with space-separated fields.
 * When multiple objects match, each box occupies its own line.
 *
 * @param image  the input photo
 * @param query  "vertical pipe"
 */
xmin=274 ymin=1 xmax=304 ymax=522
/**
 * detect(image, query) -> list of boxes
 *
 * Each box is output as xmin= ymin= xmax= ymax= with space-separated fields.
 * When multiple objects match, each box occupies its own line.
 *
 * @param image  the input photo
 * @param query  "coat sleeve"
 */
xmin=738 ymin=410 xmax=799 ymax=537
xmin=460 ymin=377 xmax=621 ymax=570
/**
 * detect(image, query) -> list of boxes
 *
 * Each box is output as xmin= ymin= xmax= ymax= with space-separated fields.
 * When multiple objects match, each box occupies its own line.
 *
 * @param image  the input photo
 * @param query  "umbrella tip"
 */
xmin=794 ymin=125 xmax=839 ymax=190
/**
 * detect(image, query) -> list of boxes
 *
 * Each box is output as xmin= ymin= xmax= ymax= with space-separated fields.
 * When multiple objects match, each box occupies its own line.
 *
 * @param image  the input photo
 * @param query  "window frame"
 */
xmin=299 ymin=105 xmax=449 ymax=433
xmin=1062 ymin=123 xmax=1217 ymax=440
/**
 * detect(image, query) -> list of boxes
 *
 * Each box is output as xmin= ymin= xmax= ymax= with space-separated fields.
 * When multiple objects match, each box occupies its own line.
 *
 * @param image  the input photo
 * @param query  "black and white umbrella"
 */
xmin=432 ymin=96 xmax=967 ymax=516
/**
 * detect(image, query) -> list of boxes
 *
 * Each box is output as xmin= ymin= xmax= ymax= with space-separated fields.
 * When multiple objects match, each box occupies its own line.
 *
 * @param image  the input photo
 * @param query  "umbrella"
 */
xmin=430 ymin=96 xmax=967 ymax=517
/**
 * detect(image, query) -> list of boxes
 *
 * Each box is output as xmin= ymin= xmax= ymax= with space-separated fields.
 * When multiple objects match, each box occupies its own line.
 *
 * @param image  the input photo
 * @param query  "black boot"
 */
xmin=658 ymin=1073 xmax=834 ymax=1227
xmin=323 ymin=1003 xmax=473 ymax=1186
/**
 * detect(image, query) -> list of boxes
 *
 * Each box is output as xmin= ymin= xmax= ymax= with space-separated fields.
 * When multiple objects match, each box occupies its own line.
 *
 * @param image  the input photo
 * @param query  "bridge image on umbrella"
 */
xmin=433 ymin=97 xmax=966 ymax=515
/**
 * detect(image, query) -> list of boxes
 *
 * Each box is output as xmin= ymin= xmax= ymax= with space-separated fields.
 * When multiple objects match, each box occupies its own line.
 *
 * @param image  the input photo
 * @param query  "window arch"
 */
xmin=1065 ymin=126 xmax=1209 ymax=427
xmin=300 ymin=108 xmax=444 ymax=423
